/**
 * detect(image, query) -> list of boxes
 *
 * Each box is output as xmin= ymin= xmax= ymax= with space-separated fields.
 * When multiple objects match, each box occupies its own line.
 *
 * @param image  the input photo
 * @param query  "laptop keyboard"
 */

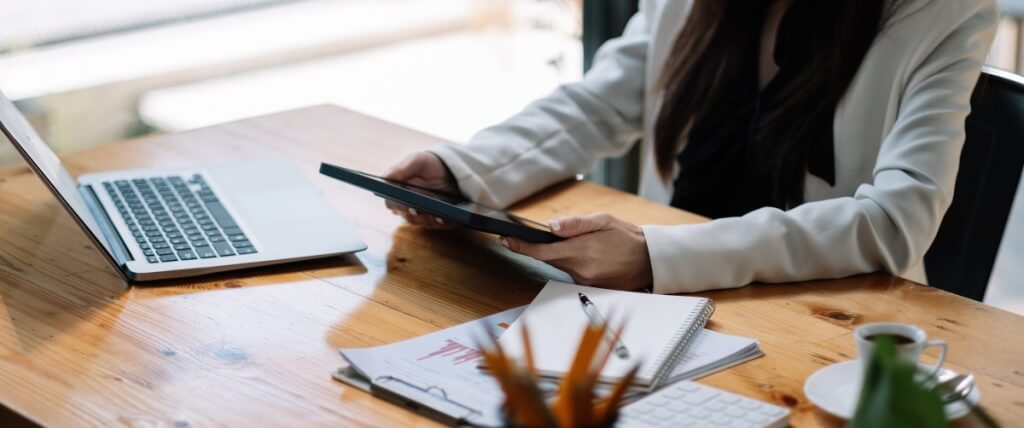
xmin=102 ymin=174 xmax=257 ymax=263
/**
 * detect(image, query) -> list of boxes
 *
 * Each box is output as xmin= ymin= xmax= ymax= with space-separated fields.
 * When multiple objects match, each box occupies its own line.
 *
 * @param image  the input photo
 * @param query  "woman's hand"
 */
xmin=383 ymin=152 xmax=460 ymax=229
xmin=501 ymin=213 xmax=653 ymax=291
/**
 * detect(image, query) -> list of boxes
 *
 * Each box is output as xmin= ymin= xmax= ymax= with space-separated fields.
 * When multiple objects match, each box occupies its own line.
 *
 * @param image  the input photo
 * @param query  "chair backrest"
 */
xmin=925 ymin=67 xmax=1024 ymax=301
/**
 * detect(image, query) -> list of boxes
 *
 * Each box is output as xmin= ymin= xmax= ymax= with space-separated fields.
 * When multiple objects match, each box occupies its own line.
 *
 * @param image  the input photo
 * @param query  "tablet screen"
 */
xmin=363 ymin=172 xmax=551 ymax=232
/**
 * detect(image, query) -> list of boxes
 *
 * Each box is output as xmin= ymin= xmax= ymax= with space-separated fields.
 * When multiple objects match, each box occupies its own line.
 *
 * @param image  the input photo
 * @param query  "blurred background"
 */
xmin=0 ymin=0 xmax=583 ymax=162
xmin=0 ymin=0 xmax=1021 ymax=314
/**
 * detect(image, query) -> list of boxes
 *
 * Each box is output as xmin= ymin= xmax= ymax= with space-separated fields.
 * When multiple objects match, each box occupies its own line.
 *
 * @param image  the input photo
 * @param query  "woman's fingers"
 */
xmin=496 ymin=214 xmax=650 ymax=290
xmin=386 ymin=199 xmax=428 ymax=222
xmin=391 ymin=205 xmax=455 ymax=229
xmin=383 ymin=154 xmax=423 ymax=181
xmin=502 ymin=237 xmax=599 ymax=284
xmin=385 ymin=199 xmax=405 ymax=212
xmin=383 ymin=152 xmax=459 ymax=230
xmin=501 ymin=236 xmax=575 ymax=262
xmin=400 ymin=208 xmax=431 ymax=224
xmin=548 ymin=212 xmax=615 ymax=238
xmin=384 ymin=188 xmax=455 ymax=228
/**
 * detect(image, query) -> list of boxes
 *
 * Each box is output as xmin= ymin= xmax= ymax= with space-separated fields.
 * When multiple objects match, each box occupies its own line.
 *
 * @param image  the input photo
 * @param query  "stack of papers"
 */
xmin=666 ymin=329 xmax=761 ymax=383
xmin=335 ymin=306 xmax=762 ymax=427
xmin=498 ymin=282 xmax=718 ymax=389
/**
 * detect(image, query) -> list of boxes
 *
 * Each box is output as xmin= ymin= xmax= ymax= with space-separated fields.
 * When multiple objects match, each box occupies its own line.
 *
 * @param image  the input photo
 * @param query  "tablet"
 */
xmin=319 ymin=163 xmax=562 ymax=243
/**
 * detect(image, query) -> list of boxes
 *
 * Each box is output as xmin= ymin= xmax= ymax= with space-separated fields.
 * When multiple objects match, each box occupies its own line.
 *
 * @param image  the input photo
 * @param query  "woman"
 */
xmin=384 ymin=0 xmax=998 ymax=294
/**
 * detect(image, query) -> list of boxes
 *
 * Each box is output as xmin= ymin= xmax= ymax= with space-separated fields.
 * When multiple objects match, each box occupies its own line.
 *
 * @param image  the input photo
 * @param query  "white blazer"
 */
xmin=431 ymin=0 xmax=999 ymax=294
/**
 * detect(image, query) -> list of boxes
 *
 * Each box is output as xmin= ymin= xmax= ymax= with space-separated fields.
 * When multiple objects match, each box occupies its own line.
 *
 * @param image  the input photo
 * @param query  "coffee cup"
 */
xmin=853 ymin=322 xmax=947 ymax=379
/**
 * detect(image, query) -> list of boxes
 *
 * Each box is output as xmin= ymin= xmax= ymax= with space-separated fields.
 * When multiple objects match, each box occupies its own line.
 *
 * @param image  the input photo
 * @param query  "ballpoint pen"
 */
xmin=578 ymin=292 xmax=630 ymax=359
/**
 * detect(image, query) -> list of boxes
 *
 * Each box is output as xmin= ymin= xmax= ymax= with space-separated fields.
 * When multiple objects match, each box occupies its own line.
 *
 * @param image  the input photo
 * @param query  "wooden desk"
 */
xmin=0 ymin=106 xmax=1022 ymax=427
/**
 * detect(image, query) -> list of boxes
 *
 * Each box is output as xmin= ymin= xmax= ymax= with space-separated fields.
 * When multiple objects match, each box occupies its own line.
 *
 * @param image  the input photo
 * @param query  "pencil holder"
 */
xmin=479 ymin=320 xmax=639 ymax=428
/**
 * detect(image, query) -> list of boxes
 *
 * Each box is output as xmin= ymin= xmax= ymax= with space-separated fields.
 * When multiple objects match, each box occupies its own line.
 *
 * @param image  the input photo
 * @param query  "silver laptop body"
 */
xmin=0 ymin=91 xmax=366 ymax=282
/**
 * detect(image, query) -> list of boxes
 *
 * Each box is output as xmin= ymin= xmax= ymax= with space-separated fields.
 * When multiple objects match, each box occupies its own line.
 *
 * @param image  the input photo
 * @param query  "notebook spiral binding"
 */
xmin=645 ymin=299 xmax=716 ymax=390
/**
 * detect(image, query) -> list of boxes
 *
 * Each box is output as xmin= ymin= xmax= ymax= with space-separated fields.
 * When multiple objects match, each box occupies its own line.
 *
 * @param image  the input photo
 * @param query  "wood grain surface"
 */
xmin=0 ymin=105 xmax=1021 ymax=427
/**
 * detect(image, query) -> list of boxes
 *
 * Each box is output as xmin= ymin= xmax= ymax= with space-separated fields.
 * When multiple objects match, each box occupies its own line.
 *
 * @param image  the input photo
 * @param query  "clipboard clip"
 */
xmin=372 ymin=376 xmax=493 ymax=427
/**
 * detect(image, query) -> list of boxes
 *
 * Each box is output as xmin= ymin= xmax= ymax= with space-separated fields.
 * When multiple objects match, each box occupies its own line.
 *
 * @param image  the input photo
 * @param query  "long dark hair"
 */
xmin=654 ymin=0 xmax=896 ymax=208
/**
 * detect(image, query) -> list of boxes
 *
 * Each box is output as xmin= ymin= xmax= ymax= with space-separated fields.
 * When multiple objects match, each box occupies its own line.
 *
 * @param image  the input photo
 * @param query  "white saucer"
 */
xmin=803 ymin=360 xmax=981 ymax=420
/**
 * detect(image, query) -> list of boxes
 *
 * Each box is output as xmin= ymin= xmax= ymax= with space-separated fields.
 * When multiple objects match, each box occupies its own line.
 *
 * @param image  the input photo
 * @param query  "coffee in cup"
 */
xmin=854 ymin=322 xmax=947 ymax=379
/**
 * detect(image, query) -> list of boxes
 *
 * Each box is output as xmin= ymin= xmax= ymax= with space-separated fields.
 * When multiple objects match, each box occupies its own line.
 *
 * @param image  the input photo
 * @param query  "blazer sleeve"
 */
xmin=641 ymin=3 xmax=998 ymax=294
xmin=429 ymin=9 xmax=651 ymax=208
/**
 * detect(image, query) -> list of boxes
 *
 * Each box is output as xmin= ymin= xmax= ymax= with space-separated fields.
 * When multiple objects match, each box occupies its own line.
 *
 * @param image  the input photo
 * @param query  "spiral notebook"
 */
xmin=496 ymin=281 xmax=715 ymax=391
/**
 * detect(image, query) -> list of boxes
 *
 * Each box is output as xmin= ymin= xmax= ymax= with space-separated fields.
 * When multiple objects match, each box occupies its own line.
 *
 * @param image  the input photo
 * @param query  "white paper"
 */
xmin=340 ymin=307 xmax=525 ymax=427
xmin=338 ymin=307 xmax=760 ymax=426
xmin=499 ymin=281 xmax=712 ymax=385
xmin=667 ymin=329 xmax=761 ymax=383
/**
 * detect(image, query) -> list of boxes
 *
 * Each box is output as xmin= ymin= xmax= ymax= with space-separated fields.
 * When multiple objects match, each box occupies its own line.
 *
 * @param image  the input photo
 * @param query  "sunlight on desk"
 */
xmin=0 ymin=106 xmax=1021 ymax=427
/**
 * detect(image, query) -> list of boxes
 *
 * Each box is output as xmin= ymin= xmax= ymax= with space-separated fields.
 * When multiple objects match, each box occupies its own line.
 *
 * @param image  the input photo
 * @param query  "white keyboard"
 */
xmin=618 ymin=381 xmax=790 ymax=428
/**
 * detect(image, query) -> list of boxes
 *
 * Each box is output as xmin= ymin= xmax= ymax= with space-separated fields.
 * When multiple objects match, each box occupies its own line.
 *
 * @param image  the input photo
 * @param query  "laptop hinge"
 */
xmin=78 ymin=184 xmax=133 ymax=266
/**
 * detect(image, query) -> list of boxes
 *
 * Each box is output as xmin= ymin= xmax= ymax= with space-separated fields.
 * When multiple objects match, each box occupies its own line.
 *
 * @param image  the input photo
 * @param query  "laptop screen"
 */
xmin=0 ymin=90 xmax=116 ymax=262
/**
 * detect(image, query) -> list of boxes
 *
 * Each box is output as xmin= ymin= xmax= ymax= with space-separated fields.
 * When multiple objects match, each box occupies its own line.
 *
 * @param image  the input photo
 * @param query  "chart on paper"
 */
xmin=417 ymin=339 xmax=482 ymax=366
xmin=340 ymin=307 xmax=526 ymax=427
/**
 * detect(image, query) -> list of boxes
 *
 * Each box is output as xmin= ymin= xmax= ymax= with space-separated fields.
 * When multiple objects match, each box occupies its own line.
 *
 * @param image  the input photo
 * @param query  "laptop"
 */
xmin=0 ymin=90 xmax=366 ymax=282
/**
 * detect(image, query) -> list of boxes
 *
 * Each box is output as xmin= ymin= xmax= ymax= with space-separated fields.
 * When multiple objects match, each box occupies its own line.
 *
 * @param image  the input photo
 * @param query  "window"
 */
xmin=0 ymin=0 xmax=583 ymax=166
xmin=0 ymin=0 xmax=295 ymax=52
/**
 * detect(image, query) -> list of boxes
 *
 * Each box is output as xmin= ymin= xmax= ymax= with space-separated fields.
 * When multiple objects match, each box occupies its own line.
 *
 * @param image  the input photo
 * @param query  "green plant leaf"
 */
xmin=847 ymin=336 xmax=948 ymax=428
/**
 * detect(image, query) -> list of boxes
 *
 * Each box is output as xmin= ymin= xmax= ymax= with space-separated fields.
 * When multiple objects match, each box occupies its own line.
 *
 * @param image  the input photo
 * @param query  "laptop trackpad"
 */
xmin=208 ymin=161 xmax=337 ymax=233
xmin=233 ymin=188 xmax=322 ymax=225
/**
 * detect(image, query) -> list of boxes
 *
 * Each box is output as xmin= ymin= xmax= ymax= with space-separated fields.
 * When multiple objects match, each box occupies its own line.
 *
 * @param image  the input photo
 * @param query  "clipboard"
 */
xmin=332 ymin=308 xmax=526 ymax=427
xmin=330 ymin=291 xmax=761 ymax=426
xmin=333 ymin=366 xmax=498 ymax=427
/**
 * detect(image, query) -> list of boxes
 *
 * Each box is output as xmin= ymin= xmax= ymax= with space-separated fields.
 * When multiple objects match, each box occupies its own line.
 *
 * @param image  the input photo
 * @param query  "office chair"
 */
xmin=925 ymin=67 xmax=1024 ymax=301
